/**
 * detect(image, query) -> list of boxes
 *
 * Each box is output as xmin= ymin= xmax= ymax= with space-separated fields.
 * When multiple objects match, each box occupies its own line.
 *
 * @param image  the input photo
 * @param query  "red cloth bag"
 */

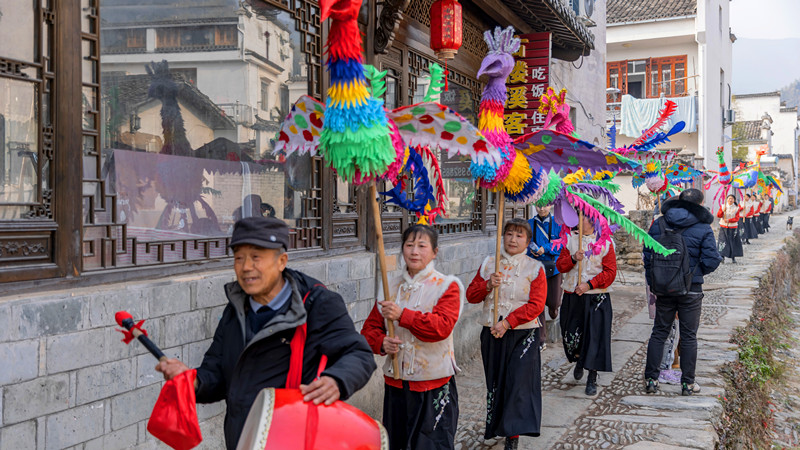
xmin=147 ymin=369 xmax=203 ymax=450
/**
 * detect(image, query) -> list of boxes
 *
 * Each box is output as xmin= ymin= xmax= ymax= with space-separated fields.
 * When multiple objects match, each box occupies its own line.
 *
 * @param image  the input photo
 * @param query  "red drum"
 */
xmin=236 ymin=388 xmax=388 ymax=450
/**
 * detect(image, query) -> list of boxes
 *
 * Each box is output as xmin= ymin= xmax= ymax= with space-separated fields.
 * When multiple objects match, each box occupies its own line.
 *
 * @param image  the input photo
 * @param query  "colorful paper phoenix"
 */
xmin=538 ymin=87 xmax=574 ymax=135
xmin=473 ymin=26 xmax=533 ymax=198
xmin=274 ymin=1 xmax=496 ymax=187
xmin=547 ymin=170 xmax=674 ymax=257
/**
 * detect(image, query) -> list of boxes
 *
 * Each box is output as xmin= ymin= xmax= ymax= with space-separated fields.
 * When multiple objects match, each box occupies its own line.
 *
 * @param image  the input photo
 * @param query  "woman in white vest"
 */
xmin=557 ymin=214 xmax=617 ymax=396
xmin=466 ymin=218 xmax=547 ymax=450
xmin=361 ymin=224 xmax=464 ymax=450
xmin=716 ymin=194 xmax=743 ymax=263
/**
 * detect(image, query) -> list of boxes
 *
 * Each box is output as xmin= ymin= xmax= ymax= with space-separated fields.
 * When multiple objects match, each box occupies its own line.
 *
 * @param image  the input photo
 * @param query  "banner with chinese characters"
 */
xmin=503 ymin=32 xmax=551 ymax=138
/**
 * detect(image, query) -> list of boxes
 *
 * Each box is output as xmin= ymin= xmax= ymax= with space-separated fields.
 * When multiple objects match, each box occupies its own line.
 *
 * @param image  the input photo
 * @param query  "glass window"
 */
xmin=675 ymin=63 xmax=686 ymax=95
xmin=661 ymin=64 xmax=672 ymax=96
xmin=0 ymin=79 xmax=39 ymax=220
xmin=86 ymin=1 xmax=322 ymax=269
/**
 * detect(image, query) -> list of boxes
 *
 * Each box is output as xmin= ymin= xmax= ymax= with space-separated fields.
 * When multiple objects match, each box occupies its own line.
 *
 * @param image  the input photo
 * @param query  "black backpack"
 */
xmin=650 ymin=216 xmax=693 ymax=297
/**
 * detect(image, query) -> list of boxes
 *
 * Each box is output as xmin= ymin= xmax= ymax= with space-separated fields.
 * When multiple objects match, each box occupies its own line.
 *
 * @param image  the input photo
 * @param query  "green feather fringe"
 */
xmin=363 ymin=65 xmax=388 ymax=101
xmin=576 ymin=179 xmax=621 ymax=194
xmin=424 ymin=63 xmax=446 ymax=103
xmin=535 ymin=170 xmax=562 ymax=207
xmin=319 ymin=123 xmax=395 ymax=182
xmin=571 ymin=190 xmax=675 ymax=257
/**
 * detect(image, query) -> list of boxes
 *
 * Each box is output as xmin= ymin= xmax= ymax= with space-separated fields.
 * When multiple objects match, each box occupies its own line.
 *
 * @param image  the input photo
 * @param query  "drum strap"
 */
xmin=286 ymin=284 xmax=327 ymax=389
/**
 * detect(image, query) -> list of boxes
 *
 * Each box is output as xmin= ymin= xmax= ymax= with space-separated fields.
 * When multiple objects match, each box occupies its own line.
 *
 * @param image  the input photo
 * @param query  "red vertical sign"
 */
xmin=503 ymin=33 xmax=551 ymax=138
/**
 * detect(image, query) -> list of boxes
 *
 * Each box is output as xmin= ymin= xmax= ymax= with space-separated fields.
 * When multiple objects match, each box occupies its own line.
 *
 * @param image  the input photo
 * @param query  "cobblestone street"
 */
xmin=453 ymin=210 xmax=798 ymax=449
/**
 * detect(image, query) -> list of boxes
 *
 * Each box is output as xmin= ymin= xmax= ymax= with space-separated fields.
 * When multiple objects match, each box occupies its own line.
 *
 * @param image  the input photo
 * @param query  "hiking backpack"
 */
xmin=650 ymin=216 xmax=693 ymax=297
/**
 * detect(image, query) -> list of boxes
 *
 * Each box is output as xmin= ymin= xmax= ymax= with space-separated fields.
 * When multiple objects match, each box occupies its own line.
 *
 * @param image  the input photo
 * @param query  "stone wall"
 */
xmin=613 ymin=209 xmax=654 ymax=270
xmin=0 ymin=235 xmax=494 ymax=449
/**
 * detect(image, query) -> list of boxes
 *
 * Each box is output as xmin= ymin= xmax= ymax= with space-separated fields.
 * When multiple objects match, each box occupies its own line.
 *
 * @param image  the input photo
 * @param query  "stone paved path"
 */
xmin=454 ymin=210 xmax=798 ymax=450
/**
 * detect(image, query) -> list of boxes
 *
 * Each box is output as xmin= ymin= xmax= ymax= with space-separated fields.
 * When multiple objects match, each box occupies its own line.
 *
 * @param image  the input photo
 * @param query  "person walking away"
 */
xmin=361 ymin=225 xmax=463 ymax=450
xmin=467 ymin=218 xmax=547 ymax=450
xmin=557 ymin=214 xmax=617 ymax=396
xmin=527 ymin=205 xmax=562 ymax=349
xmin=753 ymin=194 xmax=765 ymax=235
xmin=155 ymin=217 xmax=376 ymax=450
xmin=717 ymin=194 xmax=743 ymax=263
xmin=643 ymin=189 xmax=722 ymax=396
xmin=743 ymin=194 xmax=757 ymax=242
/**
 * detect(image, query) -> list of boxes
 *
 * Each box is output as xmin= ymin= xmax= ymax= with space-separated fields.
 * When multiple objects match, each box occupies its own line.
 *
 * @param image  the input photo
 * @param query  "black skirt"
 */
xmin=718 ymin=226 xmax=743 ymax=258
xmin=383 ymin=378 xmax=459 ymax=450
xmin=480 ymin=326 xmax=542 ymax=439
xmin=744 ymin=217 xmax=758 ymax=239
xmin=560 ymin=292 xmax=613 ymax=372
xmin=754 ymin=215 xmax=765 ymax=234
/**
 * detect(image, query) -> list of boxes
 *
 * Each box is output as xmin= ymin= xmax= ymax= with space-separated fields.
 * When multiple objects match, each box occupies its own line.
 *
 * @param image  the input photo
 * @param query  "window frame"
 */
xmin=607 ymin=55 xmax=689 ymax=99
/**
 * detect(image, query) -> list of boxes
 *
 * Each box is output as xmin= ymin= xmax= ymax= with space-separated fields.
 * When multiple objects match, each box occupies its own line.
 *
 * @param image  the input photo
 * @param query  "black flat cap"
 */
xmin=229 ymin=216 xmax=290 ymax=251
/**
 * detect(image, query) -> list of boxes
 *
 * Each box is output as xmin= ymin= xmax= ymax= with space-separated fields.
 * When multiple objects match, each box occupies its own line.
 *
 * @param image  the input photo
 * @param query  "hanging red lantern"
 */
xmin=430 ymin=0 xmax=463 ymax=60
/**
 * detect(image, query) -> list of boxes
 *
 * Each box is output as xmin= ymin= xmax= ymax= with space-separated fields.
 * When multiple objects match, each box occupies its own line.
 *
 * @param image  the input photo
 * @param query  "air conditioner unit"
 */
xmin=573 ymin=0 xmax=597 ymax=27
xmin=724 ymin=109 xmax=736 ymax=125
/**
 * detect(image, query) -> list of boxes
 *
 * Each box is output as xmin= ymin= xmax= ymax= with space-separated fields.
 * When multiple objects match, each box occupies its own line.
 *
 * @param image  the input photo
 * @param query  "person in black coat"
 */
xmin=642 ymin=189 xmax=722 ymax=397
xmin=156 ymin=217 xmax=376 ymax=450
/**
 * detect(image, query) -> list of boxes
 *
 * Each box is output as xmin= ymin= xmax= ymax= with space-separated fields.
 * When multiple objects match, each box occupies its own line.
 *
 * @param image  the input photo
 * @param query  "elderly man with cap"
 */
xmin=156 ymin=217 xmax=376 ymax=450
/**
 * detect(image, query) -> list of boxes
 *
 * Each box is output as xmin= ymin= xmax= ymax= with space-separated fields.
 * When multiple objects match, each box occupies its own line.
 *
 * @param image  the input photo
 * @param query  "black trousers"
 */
xmin=537 ymin=273 xmax=563 ymax=342
xmin=383 ymin=378 xmax=458 ymax=450
xmin=645 ymin=291 xmax=704 ymax=384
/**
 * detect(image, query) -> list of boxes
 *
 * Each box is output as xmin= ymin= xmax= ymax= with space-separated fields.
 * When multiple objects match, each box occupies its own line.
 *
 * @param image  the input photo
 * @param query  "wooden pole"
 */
xmin=493 ymin=194 xmax=505 ymax=325
xmin=368 ymin=182 xmax=400 ymax=379
xmin=577 ymin=209 xmax=584 ymax=286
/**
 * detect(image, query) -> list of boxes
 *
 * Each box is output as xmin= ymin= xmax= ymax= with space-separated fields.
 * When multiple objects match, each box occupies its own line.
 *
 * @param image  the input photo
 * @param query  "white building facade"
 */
xmin=605 ymin=0 xmax=734 ymax=210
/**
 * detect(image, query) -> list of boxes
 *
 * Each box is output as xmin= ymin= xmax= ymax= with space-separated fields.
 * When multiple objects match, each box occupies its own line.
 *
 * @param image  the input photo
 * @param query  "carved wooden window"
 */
xmin=81 ymin=0 xmax=326 ymax=271
xmin=0 ymin=0 xmax=58 ymax=275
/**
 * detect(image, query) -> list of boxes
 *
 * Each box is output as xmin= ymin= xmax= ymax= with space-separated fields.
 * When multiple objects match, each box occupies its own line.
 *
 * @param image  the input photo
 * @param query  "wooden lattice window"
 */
xmin=82 ymin=0 xmax=329 ymax=271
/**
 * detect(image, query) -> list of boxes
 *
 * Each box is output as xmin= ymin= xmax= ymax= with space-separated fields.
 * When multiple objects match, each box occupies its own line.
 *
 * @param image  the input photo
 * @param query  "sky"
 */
xmin=730 ymin=0 xmax=800 ymax=39
xmin=730 ymin=0 xmax=800 ymax=93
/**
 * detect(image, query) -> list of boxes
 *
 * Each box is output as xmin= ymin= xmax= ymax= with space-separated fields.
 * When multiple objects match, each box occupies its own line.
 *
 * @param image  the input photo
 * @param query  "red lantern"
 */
xmin=430 ymin=0 xmax=463 ymax=60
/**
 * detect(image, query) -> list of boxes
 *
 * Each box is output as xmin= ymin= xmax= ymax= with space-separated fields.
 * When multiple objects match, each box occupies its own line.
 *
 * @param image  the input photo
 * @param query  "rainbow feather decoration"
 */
xmin=631 ymin=100 xmax=678 ymax=147
xmin=317 ymin=0 xmax=394 ymax=183
xmin=473 ymin=26 xmax=533 ymax=194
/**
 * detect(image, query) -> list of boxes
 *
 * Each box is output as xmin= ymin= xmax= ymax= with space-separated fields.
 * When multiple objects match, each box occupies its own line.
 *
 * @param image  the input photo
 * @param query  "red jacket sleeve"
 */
xmin=556 ymin=246 xmax=575 ymax=274
xmin=588 ymin=245 xmax=617 ymax=290
xmin=505 ymin=267 xmax=547 ymax=329
xmin=466 ymin=269 xmax=490 ymax=304
xmin=716 ymin=208 xmax=724 ymax=219
xmin=398 ymin=282 xmax=461 ymax=343
xmin=360 ymin=303 xmax=387 ymax=355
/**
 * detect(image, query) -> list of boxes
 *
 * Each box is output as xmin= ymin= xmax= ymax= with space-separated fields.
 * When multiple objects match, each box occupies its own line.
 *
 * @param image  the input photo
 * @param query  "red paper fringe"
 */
xmin=632 ymin=100 xmax=677 ymax=147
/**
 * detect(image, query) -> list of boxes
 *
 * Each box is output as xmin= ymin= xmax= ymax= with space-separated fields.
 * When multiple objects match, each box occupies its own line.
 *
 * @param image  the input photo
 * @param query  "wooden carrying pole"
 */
xmin=368 ymin=182 xmax=400 ymax=379
xmin=577 ymin=209 xmax=584 ymax=286
xmin=493 ymin=194 xmax=505 ymax=324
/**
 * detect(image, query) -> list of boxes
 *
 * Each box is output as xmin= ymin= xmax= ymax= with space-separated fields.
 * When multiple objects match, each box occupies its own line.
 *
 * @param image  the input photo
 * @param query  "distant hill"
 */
xmin=733 ymin=38 xmax=800 ymax=94
xmin=781 ymin=79 xmax=800 ymax=109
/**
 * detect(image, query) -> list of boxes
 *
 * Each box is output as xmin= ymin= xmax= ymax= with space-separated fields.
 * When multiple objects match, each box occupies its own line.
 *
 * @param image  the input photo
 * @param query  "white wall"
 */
xmin=774 ymin=110 xmax=799 ymax=156
xmin=550 ymin=0 xmax=607 ymax=146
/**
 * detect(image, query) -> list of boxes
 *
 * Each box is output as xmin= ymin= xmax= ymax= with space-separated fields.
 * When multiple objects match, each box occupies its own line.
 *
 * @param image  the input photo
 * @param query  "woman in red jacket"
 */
xmin=557 ymin=214 xmax=617 ymax=396
xmin=361 ymin=224 xmax=463 ymax=450
xmin=717 ymin=194 xmax=743 ymax=263
xmin=466 ymin=218 xmax=547 ymax=450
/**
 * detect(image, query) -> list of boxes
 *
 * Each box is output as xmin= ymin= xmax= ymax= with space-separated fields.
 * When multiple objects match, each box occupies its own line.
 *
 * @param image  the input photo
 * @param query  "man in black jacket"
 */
xmin=642 ymin=189 xmax=722 ymax=396
xmin=156 ymin=216 xmax=376 ymax=449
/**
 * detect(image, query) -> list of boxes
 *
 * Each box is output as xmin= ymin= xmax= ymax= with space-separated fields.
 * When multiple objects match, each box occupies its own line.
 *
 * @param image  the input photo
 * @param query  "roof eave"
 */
xmin=504 ymin=0 xmax=595 ymax=62
xmin=607 ymin=14 xmax=696 ymax=27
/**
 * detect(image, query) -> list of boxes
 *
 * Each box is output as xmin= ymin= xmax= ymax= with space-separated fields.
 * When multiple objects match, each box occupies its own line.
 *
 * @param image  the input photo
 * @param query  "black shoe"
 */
xmin=504 ymin=437 xmax=519 ymax=450
xmin=585 ymin=370 xmax=598 ymax=396
xmin=573 ymin=363 xmax=584 ymax=381
xmin=645 ymin=378 xmax=659 ymax=394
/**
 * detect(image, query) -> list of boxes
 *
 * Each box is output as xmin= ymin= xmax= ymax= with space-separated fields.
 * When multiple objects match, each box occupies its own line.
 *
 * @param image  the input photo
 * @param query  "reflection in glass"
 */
xmin=0 ymin=2 xmax=36 ymax=62
xmin=0 ymin=79 xmax=39 ymax=219
xmin=96 ymin=1 xmax=317 ymax=255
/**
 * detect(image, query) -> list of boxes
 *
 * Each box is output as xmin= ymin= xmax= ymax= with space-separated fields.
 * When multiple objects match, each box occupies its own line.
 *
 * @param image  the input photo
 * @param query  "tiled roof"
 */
xmin=775 ymin=154 xmax=794 ymax=160
xmin=780 ymin=107 xmax=798 ymax=113
xmin=607 ymin=0 xmax=696 ymax=24
xmin=101 ymin=0 xmax=239 ymax=26
xmin=732 ymin=120 xmax=764 ymax=141
xmin=101 ymin=72 xmax=235 ymax=130
xmin=503 ymin=0 xmax=595 ymax=57
xmin=734 ymin=91 xmax=781 ymax=99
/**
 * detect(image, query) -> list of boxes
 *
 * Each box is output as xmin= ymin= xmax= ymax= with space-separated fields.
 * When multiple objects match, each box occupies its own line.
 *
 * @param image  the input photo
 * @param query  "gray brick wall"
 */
xmin=0 ymin=235 xmax=494 ymax=449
